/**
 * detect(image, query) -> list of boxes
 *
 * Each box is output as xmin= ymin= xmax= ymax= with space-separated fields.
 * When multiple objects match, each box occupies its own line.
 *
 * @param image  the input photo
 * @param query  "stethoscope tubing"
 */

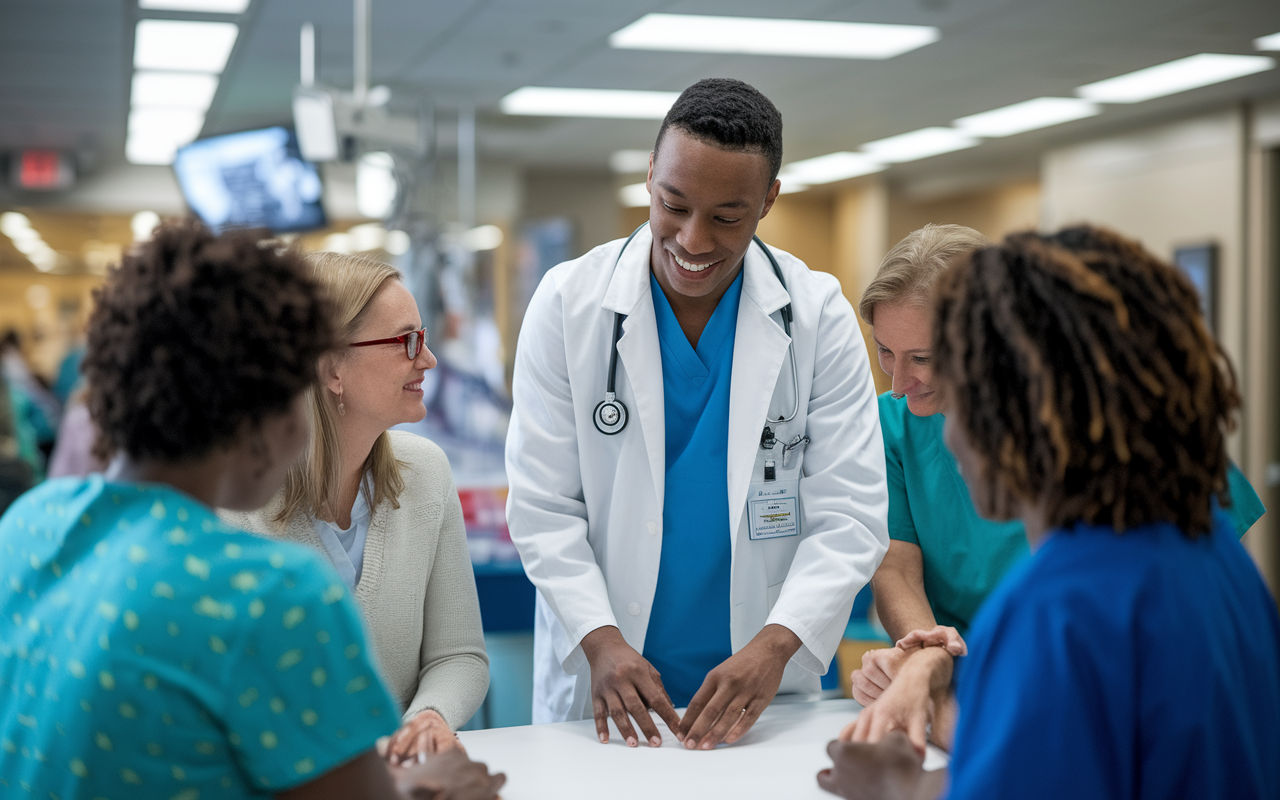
xmin=595 ymin=222 xmax=800 ymax=434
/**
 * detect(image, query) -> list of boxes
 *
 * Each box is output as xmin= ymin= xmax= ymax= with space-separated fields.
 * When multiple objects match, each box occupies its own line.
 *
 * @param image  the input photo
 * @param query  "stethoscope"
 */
xmin=593 ymin=222 xmax=801 ymax=437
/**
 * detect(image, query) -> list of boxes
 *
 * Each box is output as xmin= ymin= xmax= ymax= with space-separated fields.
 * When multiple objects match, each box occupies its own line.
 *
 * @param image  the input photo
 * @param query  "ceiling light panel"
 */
xmin=132 ymin=72 xmax=219 ymax=109
xmin=954 ymin=97 xmax=1100 ymax=137
xmin=139 ymin=0 xmax=250 ymax=11
xmin=1076 ymin=54 xmax=1275 ymax=103
xmin=861 ymin=127 xmax=979 ymax=163
xmin=502 ymin=88 xmax=679 ymax=119
xmin=618 ymin=183 xmax=650 ymax=208
xmin=610 ymin=14 xmax=938 ymax=59
xmin=134 ymin=20 xmax=239 ymax=73
xmin=779 ymin=152 xmax=885 ymax=184
xmin=610 ymin=149 xmax=652 ymax=173
xmin=1254 ymin=32 xmax=1280 ymax=51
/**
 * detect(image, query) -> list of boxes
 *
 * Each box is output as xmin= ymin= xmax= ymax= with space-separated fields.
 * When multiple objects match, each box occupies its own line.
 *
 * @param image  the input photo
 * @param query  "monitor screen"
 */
xmin=173 ymin=126 xmax=325 ymax=233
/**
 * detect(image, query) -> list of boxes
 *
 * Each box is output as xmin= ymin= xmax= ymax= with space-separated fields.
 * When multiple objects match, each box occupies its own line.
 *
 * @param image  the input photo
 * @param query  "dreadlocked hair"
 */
xmin=930 ymin=224 xmax=1240 ymax=538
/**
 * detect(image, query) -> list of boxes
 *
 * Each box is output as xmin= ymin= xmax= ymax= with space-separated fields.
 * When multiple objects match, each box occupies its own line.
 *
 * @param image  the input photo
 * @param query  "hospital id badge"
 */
xmin=748 ymin=479 xmax=800 ymax=540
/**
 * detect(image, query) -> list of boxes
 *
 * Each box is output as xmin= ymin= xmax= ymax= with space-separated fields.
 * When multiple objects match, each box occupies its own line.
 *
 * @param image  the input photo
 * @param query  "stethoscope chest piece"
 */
xmin=593 ymin=393 xmax=628 ymax=435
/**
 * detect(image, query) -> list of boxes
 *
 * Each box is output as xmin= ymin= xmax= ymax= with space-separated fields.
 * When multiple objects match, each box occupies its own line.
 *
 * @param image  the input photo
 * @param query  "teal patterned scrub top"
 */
xmin=0 ymin=476 xmax=400 ymax=798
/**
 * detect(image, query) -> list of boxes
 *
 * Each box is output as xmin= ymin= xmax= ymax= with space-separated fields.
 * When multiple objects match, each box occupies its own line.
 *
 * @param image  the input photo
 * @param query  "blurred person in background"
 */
xmin=0 ymin=376 xmax=34 ymax=512
xmin=848 ymin=224 xmax=1265 ymax=755
xmin=0 ymin=219 xmax=504 ymax=800
xmin=819 ymin=226 xmax=1280 ymax=800
xmin=46 ymin=384 xmax=107 ymax=479
xmin=1 ymin=329 xmax=61 ymax=463
xmin=224 ymin=251 xmax=489 ymax=765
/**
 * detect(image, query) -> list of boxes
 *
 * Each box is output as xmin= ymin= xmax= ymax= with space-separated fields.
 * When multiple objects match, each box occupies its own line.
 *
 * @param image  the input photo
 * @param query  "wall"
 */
xmin=522 ymin=170 xmax=619 ymax=260
xmin=888 ymin=180 xmax=1041 ymax=246
xmin=1042 ymin=106 xmax=1279 ymax=590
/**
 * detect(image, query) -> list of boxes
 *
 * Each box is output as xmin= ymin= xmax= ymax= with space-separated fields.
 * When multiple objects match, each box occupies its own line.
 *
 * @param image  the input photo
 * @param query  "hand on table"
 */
xmin=381 ymin=709 xmax=463 ymax=767
xmin=678 ymin=623 xmax=801 ymax=751
xmin=817 ymin=732 xmax=929 ymax=800
xmin=581 ymin=625 xmax=682 ymax=748
xmin=390 ymin=746 xmax=506 ymax=800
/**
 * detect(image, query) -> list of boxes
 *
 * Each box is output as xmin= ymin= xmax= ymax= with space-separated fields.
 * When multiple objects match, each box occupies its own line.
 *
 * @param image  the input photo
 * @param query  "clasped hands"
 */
xmin=580 ymin=623 xmax=801 ymax=751
xmin=843 ymin=624 xmax=965 ymax=757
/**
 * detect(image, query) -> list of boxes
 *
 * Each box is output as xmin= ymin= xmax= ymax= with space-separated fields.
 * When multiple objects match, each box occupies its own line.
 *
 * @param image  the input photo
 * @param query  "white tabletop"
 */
xmin=458 ymin=698 xmax=948 ymax=799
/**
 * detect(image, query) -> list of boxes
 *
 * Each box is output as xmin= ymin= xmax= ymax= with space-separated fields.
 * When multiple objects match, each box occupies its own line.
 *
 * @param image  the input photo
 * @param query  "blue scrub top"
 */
xmin=881 ymin=392 xmax=1267 ymax=635
xmin=642 ymin=269 xmax=743 ymax=708
xmin=0 ymin=477 xmax=399 ymax=798
xmin=946 ymin=511 xmax=1280 ymax=800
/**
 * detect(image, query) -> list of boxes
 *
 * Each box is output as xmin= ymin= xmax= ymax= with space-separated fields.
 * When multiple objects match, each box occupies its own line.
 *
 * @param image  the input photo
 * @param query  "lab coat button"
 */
xmin=627 ymin=602 xmax=641 ymax=616
xmin=647 ymin=521 xmax=659 ymax=536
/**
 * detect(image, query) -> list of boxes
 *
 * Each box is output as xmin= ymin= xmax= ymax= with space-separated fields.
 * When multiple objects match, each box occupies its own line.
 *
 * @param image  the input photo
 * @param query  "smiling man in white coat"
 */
xmin=505 ymin=78 xmax=889 ymax=752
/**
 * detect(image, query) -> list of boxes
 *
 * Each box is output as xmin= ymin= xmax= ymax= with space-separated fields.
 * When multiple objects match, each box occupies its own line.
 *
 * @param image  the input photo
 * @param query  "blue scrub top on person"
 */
xmin=642 ymin=270 xmax=743 ymax=709
xmin=880 ymin=392 xmax=1267 ymax=636
xmin=946 ymin=510 xmax=1280 ymax=800
xmin=0 ymin=477 xmax=400 ymax=798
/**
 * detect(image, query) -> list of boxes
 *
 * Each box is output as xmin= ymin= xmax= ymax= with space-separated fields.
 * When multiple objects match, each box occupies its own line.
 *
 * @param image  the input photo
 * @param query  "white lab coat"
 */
xmin=505 ymin=226 xmax=889 ymax=723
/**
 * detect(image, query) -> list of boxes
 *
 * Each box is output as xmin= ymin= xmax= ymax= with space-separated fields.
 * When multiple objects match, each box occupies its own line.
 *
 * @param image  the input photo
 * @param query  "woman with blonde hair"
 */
xmin=847 ymin=223 xmax=1264 ymax=757
xmin=225 ymin=251 xmax=488 ymax=765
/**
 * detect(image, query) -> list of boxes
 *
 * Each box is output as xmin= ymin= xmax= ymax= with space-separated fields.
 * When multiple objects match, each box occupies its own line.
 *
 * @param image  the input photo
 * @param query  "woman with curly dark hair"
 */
xmin=0 ymin=220 xmax=503 ymax=800
xmin=819 ymin=226 xmax=1280 ymax=800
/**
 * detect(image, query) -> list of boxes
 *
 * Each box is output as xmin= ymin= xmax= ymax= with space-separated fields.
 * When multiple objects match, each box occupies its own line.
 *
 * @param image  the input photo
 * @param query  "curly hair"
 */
xmin=930 ymin=225 xmax=1240 ymax=537
xmin=83 ymin=218 xmax=337 ymax=462
xmin=655 ymin=78 xmax=783 ymax=185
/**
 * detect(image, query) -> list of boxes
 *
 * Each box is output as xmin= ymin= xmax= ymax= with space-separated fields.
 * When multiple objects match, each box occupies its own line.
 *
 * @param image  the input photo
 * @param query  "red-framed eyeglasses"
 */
xmin=349 ymin=328 xmax=429 ymax=360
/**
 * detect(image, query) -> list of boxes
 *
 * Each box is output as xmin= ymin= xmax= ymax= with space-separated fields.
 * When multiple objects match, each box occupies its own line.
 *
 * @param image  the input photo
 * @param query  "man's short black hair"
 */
xmin=654 ymin=78 xmax=783 ymax=186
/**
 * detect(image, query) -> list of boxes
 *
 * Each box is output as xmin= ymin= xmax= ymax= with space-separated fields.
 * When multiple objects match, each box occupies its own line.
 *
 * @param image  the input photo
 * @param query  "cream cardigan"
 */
xmin=221 ymin=430 xmax=489 ymax=729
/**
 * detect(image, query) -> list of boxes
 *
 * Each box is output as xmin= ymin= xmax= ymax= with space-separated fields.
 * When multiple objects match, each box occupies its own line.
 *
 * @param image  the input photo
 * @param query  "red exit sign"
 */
xmin=12 ymin=150 xmax=74 ymax=190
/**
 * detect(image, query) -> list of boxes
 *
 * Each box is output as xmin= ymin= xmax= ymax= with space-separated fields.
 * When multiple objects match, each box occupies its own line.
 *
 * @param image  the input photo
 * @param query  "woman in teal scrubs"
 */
xmin=0 ymin=220 xmax=502 ymax=800
xmin=850 ymin=224 xmax=1266 ymax=742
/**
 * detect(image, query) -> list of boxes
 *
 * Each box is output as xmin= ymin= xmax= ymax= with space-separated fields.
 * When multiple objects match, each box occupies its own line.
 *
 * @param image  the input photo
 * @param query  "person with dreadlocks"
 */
xmin=846 ymin=224 xmax=1265 ymax=757
xmin=818 ymin=225 xmax=1280 ymax=800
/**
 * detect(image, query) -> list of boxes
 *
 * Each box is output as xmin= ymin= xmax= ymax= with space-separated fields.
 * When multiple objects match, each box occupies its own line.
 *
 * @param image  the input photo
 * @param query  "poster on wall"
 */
xmin=1173 ymin=242 xmax=1217 ymax=335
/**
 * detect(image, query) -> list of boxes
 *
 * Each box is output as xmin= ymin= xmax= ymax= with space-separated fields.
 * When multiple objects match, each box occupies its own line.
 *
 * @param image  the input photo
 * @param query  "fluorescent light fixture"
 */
xmin=132 ymin=71 xmax=219 ymax=109
xmin=0 ymin=212 xmax=31 ymax=236
xmin=954 ymin=97 xmax=1100 ymax=137
xmin=139 ymin=0 xmax=250 ymax=12
xmin=610 ymin=149 xmax=652 ymax=173
xmin=779 ymin=151 xmax=885 ymax=184
xmin=126 ymin=108 xmax=204 ymax=164
xmin=463 ymin=225 xmax=505 ymax=252
xmin=861 ymin=127 xmax=979 ymax=163
xmin=128 ymin=108 xmax=205 ymax=142
xmin=619 ymin=182 xmax=650 ymax=208
xmin=1076 ymin=54 xmax=1275 ymax=103
xmin=356 ymin=152 xmax=397 ymax=219
xmin=778 ymin=178 xmax=809 ymax=194
xmin=385 ymin=230 xmax=411 ymax=255
xmin=132 ymin=212 xmax=161 ymax=242
xmin=1254 ymin=32 xmax=1280 ymax=51
xmin=8 ymin=227 xmax=41 ymax=246
xmin=610 ymin=14 xmax=938 ymax=59
xmin=501 ymin=87 xmax=679 ymax=119
xmin=134 ymin=20 xmax=239 ymax=73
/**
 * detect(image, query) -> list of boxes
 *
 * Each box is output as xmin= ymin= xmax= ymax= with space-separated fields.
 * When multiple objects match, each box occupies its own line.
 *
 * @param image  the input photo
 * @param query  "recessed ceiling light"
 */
xmin=138 ymin=0 xmax=250 ymax=11
xmin=779 ymin=152 xmax=885 ymax=185
xmin=126 ymin=108 xmax=205 ymax=164
xmin=861 ymin=128 xmax=979 ymax=163
xmin=610 ymin=150 xmax=652 ymax=173
xmin=132 ymin=72 xmax=219 ymax=109
xmin=618 ymin=183 xmax=650 ymax=208
xmin=1254 ymin=32 xmax=1280 ymax=51
xmin=610 ymin=14 xmax=938 ymax=59
xmin=1076 ymin=54 xmax=1275 ymax=103
xmin=778 ymin=178 xmax=809 ymax=194
xmin=502 ymin=87 xmax=679 ymax=119
xmin=134 ymin=19 xmax=239 ymax=73
xmin=953 ymin=97 xmax=1100 ymax=137
xmin=0 ymin=212 xmax=32 ymax=237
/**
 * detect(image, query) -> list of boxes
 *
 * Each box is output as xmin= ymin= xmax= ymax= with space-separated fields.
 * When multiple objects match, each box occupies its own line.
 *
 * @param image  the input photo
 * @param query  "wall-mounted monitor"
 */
xmin=1173 ymin=242 xmax=1217 ymax=335
xmin=173 ymin=126 xmax=325 ymax=233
